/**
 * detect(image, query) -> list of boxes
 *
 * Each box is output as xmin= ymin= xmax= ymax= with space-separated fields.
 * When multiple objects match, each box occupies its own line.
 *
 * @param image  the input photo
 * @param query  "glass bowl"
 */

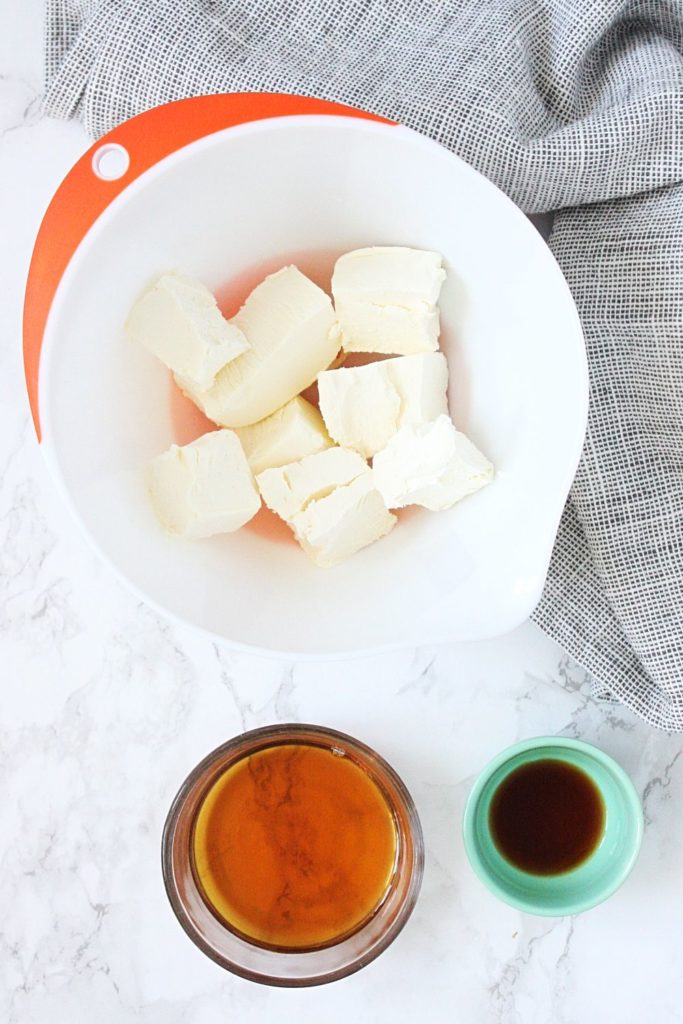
xmin=162 ymin=723 xmax=424 ymax=986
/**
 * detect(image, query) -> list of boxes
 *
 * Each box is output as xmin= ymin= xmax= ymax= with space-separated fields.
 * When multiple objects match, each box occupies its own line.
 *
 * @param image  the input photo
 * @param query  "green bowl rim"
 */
xmin=462 ymin=736 xmax=644 ymax=916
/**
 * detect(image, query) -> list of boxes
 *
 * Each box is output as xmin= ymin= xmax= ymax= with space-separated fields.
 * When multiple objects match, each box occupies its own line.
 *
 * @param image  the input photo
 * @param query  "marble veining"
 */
xmin=3 ymin=5 xmax=683 ymax=1022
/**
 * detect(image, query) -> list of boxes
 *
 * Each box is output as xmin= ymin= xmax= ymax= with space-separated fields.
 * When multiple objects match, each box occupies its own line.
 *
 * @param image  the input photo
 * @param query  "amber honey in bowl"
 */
xmin=191 ymin=741 xmax=398 ymax=950
xmin=163 ymin=726 xmax=423 ymax=985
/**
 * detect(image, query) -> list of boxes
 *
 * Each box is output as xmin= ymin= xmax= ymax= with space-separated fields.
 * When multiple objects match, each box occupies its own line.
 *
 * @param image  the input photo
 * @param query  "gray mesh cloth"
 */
xmin=43 ymin=1 xmax=683 ymax=729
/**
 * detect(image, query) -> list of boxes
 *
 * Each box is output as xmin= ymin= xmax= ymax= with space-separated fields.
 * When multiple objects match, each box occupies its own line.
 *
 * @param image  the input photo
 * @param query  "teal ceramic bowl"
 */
xmin=462 ymin=737 xmax=643 ymax=916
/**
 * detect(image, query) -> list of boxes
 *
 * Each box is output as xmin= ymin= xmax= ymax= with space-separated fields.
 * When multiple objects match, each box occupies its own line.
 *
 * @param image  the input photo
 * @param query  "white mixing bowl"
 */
xmin=24 ymin=94 xmax=587 ymax=657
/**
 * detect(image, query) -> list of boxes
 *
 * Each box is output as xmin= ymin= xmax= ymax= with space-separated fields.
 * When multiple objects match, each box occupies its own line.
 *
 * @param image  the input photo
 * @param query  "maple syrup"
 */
xmin=191 ymin=741 xmax=398 ymax=950
xmin=489 ymin=758 xmax=605 ymax=875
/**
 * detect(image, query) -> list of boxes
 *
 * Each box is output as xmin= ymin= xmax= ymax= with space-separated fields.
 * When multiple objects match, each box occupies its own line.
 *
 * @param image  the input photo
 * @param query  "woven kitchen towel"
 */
xmin=43 ymin=1 xmax=683 ymax=730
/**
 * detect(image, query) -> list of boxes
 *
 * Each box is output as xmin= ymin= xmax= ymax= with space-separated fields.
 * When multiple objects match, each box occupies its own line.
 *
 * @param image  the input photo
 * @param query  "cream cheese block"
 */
xmin=318 ymin=352 xmax=449 ymax=458
xmin=257 ymin=447 xmax=367 ymax=522
xmin=291 ymin=474 xmax=397 ymax=568
xmin=373 ymin=414 xmax=493 ymax=511
xmin=126 ymin=272 xmax=249 ymax=391
xmin=332 ymin=247 xmax=446 ymax=354
xmin=256 ymin=446 xmax=395 ymax=566
xmin=148 ymin=429 xmax=260 ymax=538
xmin=176 ymin=266 xmax=340 ymax=427
xmin=235 ymin=396 xmax=332 ymax=476
xmin=318 ymin=361 xmax=400 ymax=458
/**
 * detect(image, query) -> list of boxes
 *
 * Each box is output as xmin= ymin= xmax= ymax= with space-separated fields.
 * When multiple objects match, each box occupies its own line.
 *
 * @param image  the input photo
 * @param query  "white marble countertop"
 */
xmin=3 ymin=6 xmax=683 ymax=1023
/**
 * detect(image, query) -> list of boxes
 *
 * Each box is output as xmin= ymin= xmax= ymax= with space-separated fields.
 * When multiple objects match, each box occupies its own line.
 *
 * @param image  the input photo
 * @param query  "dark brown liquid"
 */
xmin=191 ymin=742 xmax=398 ymax=950
xmin=489 ymin=759 xmax=605 ymax=875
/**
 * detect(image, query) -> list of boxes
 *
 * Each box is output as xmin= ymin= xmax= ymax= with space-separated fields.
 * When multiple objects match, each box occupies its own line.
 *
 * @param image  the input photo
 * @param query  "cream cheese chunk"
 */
xmin=257 ymin=447 xmax=367 ymax=522
xmin=318 ymin=352 xmax=448 ymax=458
xmin=318 ymin=361 xmax=400 ymax=458
xmin=256 ymin=446 xmax=395 ymax=565
xmin=148 ymin=429 xmax=260 ymax=538
xmin=176 ymin=266 xmax=340 ymax=427
xmin=332 ymin=247 xmax=446 ymax=354
xmin=235 ymin=396 xmax=332 ymax=476
xmin=126 ymin=272 xmax=249 ymax=391
xmin=291 ymin=474 xmax=397 ymax=568
xmin=389 ymin=351 xmax=449 ymax=426
xmin=373 ymin=414 xmax=493 ymax=511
